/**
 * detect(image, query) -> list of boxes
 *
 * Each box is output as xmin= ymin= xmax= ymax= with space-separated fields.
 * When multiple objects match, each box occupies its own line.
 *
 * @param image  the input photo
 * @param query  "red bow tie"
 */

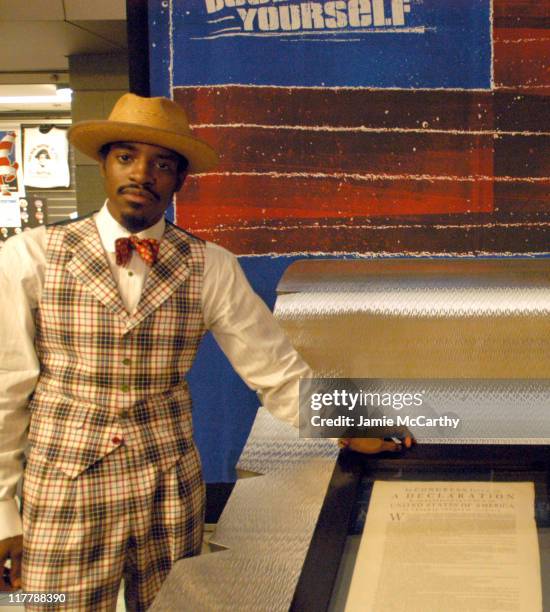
xmin=115 ymin=236 xmax=160 ymax=267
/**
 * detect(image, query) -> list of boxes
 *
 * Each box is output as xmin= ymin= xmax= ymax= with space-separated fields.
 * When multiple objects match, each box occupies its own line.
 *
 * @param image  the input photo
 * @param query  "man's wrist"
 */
xmin=0 ymin=499 xmax=23 ymax=540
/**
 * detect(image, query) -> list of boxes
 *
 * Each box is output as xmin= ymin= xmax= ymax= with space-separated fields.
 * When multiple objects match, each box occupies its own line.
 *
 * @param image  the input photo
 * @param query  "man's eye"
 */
xmin=117 ymin=154 xmax=132 ymax=163
xmin=156 ymin=161 xmax=175 ymax=171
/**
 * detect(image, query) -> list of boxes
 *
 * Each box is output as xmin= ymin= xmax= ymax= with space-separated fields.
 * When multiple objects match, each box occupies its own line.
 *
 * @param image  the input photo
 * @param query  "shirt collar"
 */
xmin=95 ymin=201 xmax=166 ymax=253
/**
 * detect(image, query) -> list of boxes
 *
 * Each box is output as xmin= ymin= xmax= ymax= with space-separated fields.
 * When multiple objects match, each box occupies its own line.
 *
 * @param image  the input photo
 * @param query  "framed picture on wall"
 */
xmin=0 ymin=128 xmax=25 ymax=199
xmin=23 ymin=126 xmax=71 ymax=189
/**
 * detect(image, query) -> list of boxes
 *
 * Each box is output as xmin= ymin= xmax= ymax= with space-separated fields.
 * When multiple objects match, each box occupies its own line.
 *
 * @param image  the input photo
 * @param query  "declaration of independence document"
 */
xmin=345 ymin=481 xmax=542 ymax=612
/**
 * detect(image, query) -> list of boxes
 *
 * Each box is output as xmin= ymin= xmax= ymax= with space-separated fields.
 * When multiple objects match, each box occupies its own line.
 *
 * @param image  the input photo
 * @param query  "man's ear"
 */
xmin=99 ymin=158 xmax=107 ymax=178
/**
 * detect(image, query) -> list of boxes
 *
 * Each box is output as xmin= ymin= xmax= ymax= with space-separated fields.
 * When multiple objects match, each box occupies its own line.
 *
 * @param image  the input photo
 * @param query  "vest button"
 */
xmin=120 ymin=411 xmax=129 ymax=419
xmin=122 ymin=358 xmax=131 ymax=366
xmin=121 ymin=384 xmax=130 ymax=392
xmin=112 ymin=436 xmax=123 ymax=445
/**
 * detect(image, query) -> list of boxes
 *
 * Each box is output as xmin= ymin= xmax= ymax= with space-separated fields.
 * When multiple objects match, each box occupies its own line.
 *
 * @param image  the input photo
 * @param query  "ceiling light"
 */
xmin=0 ymin=85 xmax=72 ymax=108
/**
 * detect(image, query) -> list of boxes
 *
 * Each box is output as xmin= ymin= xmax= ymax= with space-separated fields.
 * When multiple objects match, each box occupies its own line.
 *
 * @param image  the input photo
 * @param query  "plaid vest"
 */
xmin=28 ymin=216 xmax=206 ymax=478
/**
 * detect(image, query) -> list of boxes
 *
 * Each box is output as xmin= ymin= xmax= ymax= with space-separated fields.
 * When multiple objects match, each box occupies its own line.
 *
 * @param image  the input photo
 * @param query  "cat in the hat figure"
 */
xmin=0 ymin=132 xmax=19 ymax=196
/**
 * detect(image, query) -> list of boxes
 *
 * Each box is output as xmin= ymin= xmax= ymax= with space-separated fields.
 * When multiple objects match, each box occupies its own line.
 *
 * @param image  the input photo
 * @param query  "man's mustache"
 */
xmin=118 ymin=184 xmax=160 ymax=201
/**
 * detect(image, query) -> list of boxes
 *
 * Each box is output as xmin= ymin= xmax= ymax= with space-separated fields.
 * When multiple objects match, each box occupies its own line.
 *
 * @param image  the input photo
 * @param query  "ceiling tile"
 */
xmin=0 ymin=0 xmax=65 ymax=20
xmin=0 ymin=21 xmax=124 ymax=72
xmin=64 ymin=0 xmax=126 ymax=20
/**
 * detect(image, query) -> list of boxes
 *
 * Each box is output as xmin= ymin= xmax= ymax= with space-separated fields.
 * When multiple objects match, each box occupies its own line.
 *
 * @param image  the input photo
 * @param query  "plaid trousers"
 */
xmin=21 ymin=217 xmax=208 ymax=610
xmin=22 ymin=443 xmax=205 ymax=611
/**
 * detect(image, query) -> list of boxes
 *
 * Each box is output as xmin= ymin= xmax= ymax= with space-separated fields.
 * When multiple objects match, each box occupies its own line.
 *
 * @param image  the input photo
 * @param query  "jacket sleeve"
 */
xmin=0 ymin=230 xmax=45 ymax=538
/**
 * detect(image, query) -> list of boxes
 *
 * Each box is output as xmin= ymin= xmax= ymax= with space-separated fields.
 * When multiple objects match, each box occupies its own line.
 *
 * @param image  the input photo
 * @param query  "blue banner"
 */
xmin=162 ymin=0 xmax=491 ymax=89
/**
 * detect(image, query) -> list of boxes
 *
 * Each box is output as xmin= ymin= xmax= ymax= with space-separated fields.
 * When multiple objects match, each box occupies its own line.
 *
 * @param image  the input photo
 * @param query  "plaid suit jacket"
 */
xmin=27 ymin=216 xmax=206 ymax=479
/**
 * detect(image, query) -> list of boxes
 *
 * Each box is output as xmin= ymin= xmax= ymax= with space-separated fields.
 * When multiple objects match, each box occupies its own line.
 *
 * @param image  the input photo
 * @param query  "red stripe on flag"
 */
xmin=177 ymin=174 xmax=494 ymax=227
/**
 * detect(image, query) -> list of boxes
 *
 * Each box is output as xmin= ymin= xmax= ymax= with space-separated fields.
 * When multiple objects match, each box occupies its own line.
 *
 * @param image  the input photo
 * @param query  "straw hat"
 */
xmin=68 ymin=93 xmax=218 ymax=173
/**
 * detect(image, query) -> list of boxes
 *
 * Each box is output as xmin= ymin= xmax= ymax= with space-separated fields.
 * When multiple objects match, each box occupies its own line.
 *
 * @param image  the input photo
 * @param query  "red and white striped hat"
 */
xmin=0 ymin=132 xmax=18 ymax=182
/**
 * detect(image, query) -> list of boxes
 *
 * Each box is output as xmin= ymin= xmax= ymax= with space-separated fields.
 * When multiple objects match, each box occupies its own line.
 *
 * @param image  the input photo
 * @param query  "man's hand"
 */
xmin=0 ymin=535 xmax=23 ymax=591
xmin=339 ymin=436 xmax=413 ymax=454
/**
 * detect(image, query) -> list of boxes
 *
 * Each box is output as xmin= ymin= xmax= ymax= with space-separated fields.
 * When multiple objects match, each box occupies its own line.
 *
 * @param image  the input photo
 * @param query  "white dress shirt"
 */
xmin=0 ymin=204 xmax=310 ymax=539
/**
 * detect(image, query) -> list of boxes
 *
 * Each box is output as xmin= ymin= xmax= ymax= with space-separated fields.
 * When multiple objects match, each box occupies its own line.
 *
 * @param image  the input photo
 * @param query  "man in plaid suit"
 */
xmin=0 ymin=94 xmax=407 ymax=610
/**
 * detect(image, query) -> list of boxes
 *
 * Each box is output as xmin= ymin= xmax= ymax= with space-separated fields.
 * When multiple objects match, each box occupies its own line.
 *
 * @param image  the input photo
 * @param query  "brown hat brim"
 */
xmin=68 ymin=120 xmax=219 ymax=174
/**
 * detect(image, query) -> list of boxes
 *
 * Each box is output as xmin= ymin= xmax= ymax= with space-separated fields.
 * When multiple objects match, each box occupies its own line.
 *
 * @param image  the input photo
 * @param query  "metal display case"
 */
xmin=152 ymin=258 xmax=550 ymax=611
xmin=278 ymin=259 xmax=550 ymax=611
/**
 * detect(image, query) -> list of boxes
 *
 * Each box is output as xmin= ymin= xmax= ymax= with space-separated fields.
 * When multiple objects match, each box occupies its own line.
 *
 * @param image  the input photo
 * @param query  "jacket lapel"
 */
xmin=64 ymin=217 xmax=128 ymax=320
xmin=125 ymin=223 xmax=191 ymax=332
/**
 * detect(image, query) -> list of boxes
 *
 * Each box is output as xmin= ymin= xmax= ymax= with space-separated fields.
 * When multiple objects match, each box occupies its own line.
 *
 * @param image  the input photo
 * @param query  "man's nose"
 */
xmin=130 ymin=159 xmax=154 ymax=184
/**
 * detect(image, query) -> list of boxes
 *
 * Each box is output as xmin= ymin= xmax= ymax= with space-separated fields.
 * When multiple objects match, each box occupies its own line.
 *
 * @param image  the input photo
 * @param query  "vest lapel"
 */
xmin=64 ymin=217 xmax=128 ymax=320
xmin=125 ymin=223 xmax=192 ymax=333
